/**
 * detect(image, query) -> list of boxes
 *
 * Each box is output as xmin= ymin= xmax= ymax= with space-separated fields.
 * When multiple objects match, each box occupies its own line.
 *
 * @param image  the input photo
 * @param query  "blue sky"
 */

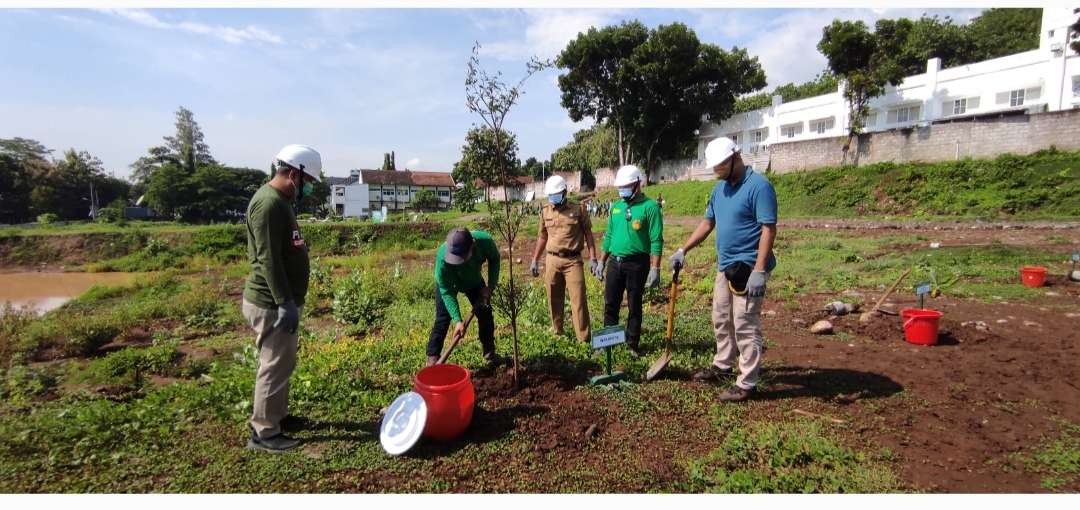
xmin=0 ymin=7 xmax=984 ymax=179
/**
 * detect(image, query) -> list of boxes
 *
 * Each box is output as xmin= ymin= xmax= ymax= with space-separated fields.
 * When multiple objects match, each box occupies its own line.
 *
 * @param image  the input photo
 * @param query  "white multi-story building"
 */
xmin=697 ymin=5 xmax=1080 ymax=161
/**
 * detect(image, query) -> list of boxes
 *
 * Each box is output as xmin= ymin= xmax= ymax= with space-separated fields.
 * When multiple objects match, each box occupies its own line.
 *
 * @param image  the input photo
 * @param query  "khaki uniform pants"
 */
xmin=544 ymin=254 xmax=591 ymax=342
xmin=711 ymin=271 xmax=766 ymax=390
xmin=242 ymin=299 xmax=300 ymax=439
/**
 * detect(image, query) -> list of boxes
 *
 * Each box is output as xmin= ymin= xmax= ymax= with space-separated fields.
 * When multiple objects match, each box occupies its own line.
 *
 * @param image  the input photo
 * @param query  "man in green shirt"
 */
xmin=241 ymin=144 xmax=321 ymax=453
xmin=596 ymin=165 xmax=664 ymax=357
xmin=426 ymin=227 xmax=505 ymax=368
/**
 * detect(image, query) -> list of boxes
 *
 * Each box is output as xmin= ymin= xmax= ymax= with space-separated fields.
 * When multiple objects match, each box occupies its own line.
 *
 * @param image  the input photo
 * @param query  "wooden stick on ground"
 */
xmin=792 ymin=408 xmax=846 ymax=424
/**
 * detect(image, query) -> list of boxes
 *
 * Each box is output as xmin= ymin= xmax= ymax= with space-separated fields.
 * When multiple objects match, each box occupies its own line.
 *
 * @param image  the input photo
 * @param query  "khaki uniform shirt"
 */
xmin=538 ymin=201 xmax=592 ymax=255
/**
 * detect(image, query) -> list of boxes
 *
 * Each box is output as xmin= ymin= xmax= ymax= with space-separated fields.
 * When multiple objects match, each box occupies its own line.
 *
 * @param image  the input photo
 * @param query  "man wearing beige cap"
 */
xmin=669 ymin=137 xmax=777 ymax=402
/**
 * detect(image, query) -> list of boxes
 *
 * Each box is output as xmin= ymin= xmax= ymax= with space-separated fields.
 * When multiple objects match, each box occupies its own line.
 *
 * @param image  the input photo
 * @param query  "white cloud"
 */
xmin=96 ymin=9 xmax=282 ymax=45
xmin=54 ymin=13 xmax=96 ymax=26
xmin=479 ymin=9 xmax=625 ymax=61
xmin=406 ymin=157 xmax=421 ymax=169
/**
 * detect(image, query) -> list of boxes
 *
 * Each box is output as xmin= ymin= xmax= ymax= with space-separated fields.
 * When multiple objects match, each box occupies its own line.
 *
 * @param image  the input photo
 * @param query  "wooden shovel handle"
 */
xmin=871 ymin=267 xmax=913 ymax=313
xmin=665 ymin=266 xmax=681 ymax=342
xmin=437 ymin=311 xmax=475 ymax=364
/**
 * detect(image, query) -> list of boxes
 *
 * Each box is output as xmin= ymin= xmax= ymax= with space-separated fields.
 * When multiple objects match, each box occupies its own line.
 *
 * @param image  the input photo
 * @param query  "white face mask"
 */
xmin=618 ymin=186 xmax=635 ymax=199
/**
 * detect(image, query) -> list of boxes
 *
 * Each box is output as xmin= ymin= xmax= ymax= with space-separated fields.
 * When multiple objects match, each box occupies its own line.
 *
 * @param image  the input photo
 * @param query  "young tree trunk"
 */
xmin=617 ymin=123 xmax=626 ymax=167
xmin=492 ymin=128 xmax=521 ymax=387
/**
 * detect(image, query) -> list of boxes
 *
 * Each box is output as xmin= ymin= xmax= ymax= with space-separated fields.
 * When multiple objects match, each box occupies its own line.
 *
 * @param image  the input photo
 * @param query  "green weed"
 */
xmin=1019 ymin=422 xmax=1080 ymax=491
xmin=684 ymin=419 xmax=900 ymax=493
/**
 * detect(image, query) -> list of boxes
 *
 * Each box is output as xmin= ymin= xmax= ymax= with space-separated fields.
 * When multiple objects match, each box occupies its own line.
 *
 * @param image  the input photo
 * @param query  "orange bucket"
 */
xmin=1019 ymin=266 xmax=1047 ymax=288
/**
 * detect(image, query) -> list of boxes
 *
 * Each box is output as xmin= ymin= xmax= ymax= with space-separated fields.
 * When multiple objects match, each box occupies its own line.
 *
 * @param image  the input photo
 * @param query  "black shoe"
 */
xmin=247 ymin=433 xmax=300 ymax=453
xmin=280 ymin=414 xmax=308 ymax=433
xmin=483 ymin=351 xmax=510 ymax=368
xmin=692 ymin=366 xmax=735 ymax=383
xmin=626 ymin=344 xmax=641 ymax=359
xmin=717 ymin=385 xmax=755 ymax=402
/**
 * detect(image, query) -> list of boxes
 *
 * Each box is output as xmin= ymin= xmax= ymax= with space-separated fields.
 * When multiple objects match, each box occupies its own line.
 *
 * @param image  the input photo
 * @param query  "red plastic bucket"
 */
xmin=413 ymin=363 xmax=475 ymax=441
xmin=901 ymin=308 xmax=943 ymax=346
xmin=1019 ymin=266 xmax=1047 ymax=288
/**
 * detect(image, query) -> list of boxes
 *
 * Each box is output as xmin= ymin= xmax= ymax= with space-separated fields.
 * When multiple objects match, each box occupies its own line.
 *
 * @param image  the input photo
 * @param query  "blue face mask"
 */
xmin=548 ymin=193 xmax=564 ymax=205
xmin=618 ymin=187 xmax=635 ymax=199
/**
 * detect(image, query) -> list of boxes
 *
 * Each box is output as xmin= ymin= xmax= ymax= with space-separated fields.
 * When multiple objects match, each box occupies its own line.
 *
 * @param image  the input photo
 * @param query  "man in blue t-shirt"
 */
xmin=669 ymin=137 xmax=777 ymax=402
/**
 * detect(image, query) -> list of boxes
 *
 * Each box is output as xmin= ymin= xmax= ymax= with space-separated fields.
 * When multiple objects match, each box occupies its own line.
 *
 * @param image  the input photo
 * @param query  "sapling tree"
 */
xmin=464 ymin=42 xmax=550 ymax=386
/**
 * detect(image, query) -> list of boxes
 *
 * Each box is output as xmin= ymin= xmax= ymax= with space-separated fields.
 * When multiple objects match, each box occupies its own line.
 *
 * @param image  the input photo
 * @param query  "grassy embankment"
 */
xmin=594 ymin=148 xmax=1080 ymax=220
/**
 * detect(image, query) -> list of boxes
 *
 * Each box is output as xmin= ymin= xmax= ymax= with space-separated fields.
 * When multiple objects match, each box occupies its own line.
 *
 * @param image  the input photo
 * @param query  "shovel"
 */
xmin=437 ymin=310 xmax=476 ymax=364
xmin=646 ymin=265 xmax=681 ymax=381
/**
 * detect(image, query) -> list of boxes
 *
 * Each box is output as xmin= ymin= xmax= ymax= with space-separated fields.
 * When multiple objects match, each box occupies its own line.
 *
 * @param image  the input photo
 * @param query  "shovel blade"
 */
xmin=646 ymin=349 xmax=673 ymax=381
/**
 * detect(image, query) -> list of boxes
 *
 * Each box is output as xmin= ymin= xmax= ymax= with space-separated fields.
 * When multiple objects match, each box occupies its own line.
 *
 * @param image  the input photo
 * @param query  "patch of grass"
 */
xmin=0 ymin=364 xmax=58 ymax=407
xmin=684 ymin=419 xmax=900 ymax=493
xmin=74 ymin=340 xmax=183 ymax=387
xmin=1018 ymin=422 xmax=1080 ymax=491
xmin=331 ymin=269 xmax=394 ymax=333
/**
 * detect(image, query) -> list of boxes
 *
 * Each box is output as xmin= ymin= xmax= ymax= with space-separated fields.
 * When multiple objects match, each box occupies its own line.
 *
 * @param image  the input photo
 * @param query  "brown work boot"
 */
xmin=717 ymin=385 xmax=755 ymax=402
xmin=692 ymin=365 xmax=735 ymax=383
xmin=425 ymin=355 xmax=438 ymax=368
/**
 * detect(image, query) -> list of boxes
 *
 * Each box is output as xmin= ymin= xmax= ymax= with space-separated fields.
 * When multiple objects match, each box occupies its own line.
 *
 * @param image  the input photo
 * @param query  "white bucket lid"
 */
xmin=380 ymin=391 xmax=427 ymax=456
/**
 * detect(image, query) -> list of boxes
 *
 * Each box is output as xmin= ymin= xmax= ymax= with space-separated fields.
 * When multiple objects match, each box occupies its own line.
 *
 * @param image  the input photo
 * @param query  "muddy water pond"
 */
xmin=0 ymin=272 xmax=144 ymax=315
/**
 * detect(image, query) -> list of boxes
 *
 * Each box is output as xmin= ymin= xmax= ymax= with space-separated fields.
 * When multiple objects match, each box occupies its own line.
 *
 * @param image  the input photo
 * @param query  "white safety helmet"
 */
xmin=704 ymin=137 xmax=740 ymax=169
xmin=544 ymin=175 xmax=567 ymax=195
xmin=274 ymin=144 xmax=322 ymax=182
xmin=613 ymin=165 xmax=643 ymax=187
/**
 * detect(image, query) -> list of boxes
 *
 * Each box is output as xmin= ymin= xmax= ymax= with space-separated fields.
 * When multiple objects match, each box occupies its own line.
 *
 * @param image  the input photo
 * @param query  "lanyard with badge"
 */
xmin=624 ymin=199 xmax=642 ymax=235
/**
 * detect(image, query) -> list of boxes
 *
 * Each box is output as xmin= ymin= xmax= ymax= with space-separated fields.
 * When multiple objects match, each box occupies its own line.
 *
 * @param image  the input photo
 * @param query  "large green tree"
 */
xmin=552 ymin=123 xmax=619 ymax=175
xmin=0 ymin=154 xmax=33 ymax=224
xmin=557 ymin=21 xmax=649 ymax=168
xmin=451 ymin=126 xmax=521 ymax=202
xmin=966 ymin=8 xmax=1042 ymax=61
xmin=145 ymin=163 xmax=266 ymax=222
xmin=818 ymin=19 xmax=908 ymax=156
xmin=131 ymin=106 xmax=217 ymax=188
xmin=0 ymin=138 xmax=52 ymax=224
xmin=557 ymin=21 xmax=765 ymax=177
xmin=734 ymin=72 xmax=840 ymax=114
xmin=520 ymin=156 xmax=544 ymax=180
xmin=28 ymin=149 xmax=130 ymax=221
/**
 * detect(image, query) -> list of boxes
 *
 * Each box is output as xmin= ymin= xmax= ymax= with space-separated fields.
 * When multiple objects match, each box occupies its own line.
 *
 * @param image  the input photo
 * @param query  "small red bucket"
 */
xmin=413 ymin=363 xmax=475 ymax=441
xmin=901 ymin=308 xmax=943 ymax=346
xmin=1019 ymin=266 xmax=1047 ymax=288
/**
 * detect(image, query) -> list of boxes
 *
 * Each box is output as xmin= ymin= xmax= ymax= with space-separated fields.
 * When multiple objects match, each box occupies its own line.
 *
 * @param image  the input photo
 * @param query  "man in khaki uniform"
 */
xmin=530 ymin=175 xmax=599 ymax=342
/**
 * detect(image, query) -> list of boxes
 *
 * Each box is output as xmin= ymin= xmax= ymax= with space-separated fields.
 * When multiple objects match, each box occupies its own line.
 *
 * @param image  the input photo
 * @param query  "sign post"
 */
xmin=915 ymin=282 xmax=931 ymax=309
xmin=589 ymin=326 xmax=626 ymax=385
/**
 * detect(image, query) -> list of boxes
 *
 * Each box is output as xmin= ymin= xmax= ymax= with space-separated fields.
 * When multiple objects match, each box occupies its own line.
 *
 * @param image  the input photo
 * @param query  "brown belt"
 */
xmin=547 ymin=250 xmax=581 ymax=258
